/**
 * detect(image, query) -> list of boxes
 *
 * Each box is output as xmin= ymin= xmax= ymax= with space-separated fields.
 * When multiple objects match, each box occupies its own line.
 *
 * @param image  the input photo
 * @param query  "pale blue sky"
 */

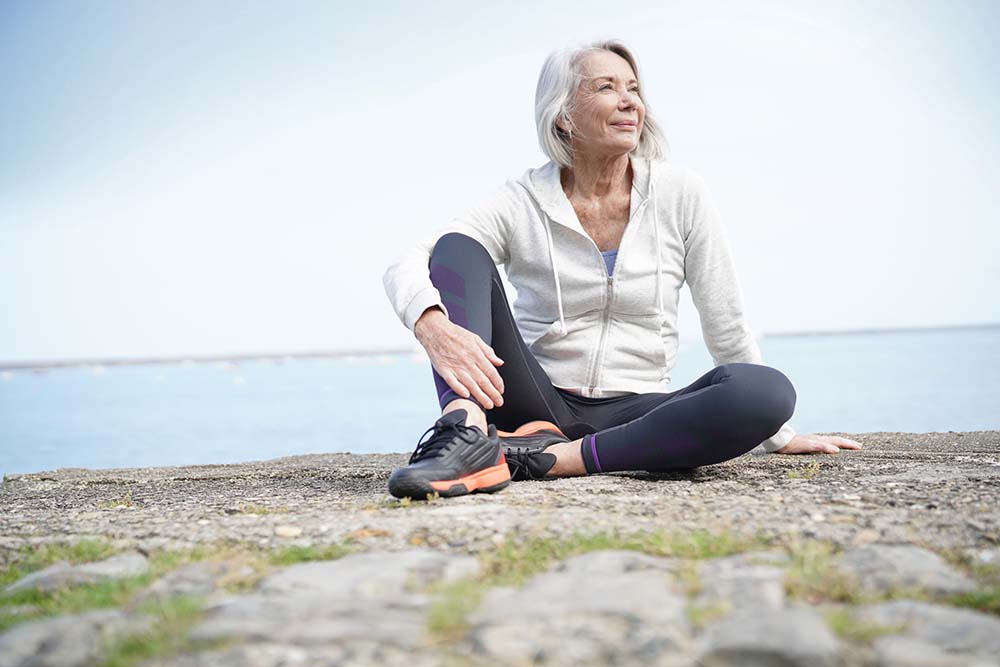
xmin=2 ymin=0 xmax=998 ymax=363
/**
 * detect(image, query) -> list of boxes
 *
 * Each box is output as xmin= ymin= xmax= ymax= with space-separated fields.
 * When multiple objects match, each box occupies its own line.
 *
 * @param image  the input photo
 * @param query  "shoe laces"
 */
xmin=409 ymin=420 xmax=473 ymax=464
xmin=504 ymin=446 xmax=540 ymax=481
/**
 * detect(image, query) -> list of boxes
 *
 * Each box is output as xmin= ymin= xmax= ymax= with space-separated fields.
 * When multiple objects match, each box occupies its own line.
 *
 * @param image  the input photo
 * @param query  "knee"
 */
xmin=720 ymin=363 xmax=797 ymax=431
xmin=431 ymin=232 xmax=488 ymax=259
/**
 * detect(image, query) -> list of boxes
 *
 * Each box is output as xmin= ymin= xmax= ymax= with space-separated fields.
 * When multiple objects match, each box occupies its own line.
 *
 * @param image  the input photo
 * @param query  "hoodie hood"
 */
xmin=516 ymin=153 xmax=663 ymax=337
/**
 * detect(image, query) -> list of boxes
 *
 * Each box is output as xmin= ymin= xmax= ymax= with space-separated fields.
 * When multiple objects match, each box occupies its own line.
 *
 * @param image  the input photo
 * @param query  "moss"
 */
xmin=823 ymin=607 xmax=905 ymax=643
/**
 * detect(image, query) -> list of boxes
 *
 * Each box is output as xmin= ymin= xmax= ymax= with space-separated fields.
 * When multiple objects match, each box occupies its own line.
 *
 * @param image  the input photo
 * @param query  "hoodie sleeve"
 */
xmin=681 ymin=168 xmax=797 ymax=454
xmin=382 ymin=180 xmax=520 ymax=333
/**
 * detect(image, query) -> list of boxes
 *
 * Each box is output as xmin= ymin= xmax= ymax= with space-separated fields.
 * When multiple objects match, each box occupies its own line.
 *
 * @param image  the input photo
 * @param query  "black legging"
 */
xmin=427 ymin=232 xmax=796 ymax=472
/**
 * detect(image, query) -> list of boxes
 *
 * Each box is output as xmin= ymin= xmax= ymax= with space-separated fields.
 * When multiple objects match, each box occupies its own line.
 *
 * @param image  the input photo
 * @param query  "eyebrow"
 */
xmin=589 ymin=75 xmax=638 ymax=85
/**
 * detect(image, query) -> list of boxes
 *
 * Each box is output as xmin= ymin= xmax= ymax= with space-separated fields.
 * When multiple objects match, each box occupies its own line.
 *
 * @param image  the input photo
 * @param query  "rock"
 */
xmin=466 ymin=556 xmax=690 ymax=665
xmin=0 ymin=609 xmax=152 ymax=667
xmin=856 ymin=600 xmax=1000 ymax=657
xmin=695 ymin=555 xmax=786 ymax=613
xmin=191 ymin=595 xmax=430 ymax=648
xmin=547 ymin=549 xmax=677 ymax=576
xmin=273 ymin=525 xmax=303 ymax=538
xmin=839 ymin=545 xmax=976 ymax=596
xmin=4 ymin=552 xmax=149 ymax=594
xmin=965 ymin=548 xmax=1000 ymax=568
xmin=695 ymin=605 xmax=840 ymax=667
xmin=135 ymin=560 xmax=254 ymax=603
xmin=150 ymin=641 xmax=445 ymax=667
xmin=258 ymin=549 xmax=479 ymax=598
xmin=872 ymin=636 xmax=982 ymax=666
xmin=190 ymin=549 xmax=479 ymax=649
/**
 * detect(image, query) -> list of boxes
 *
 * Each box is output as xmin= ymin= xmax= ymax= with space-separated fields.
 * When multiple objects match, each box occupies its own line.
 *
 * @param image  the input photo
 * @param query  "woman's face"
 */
xmin=560 ymin=50 xmax=645 ymax=158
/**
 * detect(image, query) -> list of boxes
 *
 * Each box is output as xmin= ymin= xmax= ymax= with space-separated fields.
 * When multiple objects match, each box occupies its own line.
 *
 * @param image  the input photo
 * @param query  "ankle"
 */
xmin=543 ymin=438 xmax=587 ymax=477
xmin=443 ymin=399 xmax=488 ymax=432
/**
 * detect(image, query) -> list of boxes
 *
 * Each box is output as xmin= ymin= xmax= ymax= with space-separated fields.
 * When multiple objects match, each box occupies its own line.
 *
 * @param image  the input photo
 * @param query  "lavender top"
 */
xmin=600 ymin=248 xmax=619 ymax=276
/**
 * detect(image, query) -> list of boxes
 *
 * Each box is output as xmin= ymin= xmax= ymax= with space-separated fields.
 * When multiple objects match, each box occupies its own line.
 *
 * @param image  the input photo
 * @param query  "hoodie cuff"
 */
xmin=403 ymin=287 xmax=450 ymax=332
xmin=749 ymin=422 xmax=797 ymax=456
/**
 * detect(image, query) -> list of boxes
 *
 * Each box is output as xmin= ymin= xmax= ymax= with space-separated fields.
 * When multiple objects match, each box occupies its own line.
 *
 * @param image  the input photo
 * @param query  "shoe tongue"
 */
xmin=437 ymin=409 xmax=468 ymax=427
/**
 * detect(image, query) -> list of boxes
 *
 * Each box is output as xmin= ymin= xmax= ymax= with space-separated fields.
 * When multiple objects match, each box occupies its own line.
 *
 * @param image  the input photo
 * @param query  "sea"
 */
xmin=2 ymin=326 xmax=998 ymax=477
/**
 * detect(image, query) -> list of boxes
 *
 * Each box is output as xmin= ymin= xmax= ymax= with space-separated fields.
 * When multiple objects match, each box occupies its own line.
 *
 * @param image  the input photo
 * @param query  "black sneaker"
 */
xmin=497 ymin=420 xmax=570 ymax=481
xmin=388 ymin=409 xmax=511 ymax=500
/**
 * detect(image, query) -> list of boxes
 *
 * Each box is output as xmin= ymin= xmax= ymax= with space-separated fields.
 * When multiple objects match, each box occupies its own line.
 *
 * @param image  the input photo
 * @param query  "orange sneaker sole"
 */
xmin=496 ymin=420 xmax=566 ymax=438
xmin=428 ymin=452 xmax=512 ymax=494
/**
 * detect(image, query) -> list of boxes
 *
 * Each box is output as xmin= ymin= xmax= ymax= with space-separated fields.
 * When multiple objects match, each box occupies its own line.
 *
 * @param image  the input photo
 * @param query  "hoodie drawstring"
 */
xmin=651 ymin=173 xmax=664 ymax=319
xmin=544 ymin=217 xmax=568 ymax=336
xmin=542 ymin=158 xmax=662 ymax=338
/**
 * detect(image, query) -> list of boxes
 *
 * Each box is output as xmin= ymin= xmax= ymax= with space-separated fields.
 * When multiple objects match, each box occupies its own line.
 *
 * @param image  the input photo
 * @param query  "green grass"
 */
xmin=787 ymin=460 xmax=821 ymax=480
xmin=947 ymin=588 xmax=1000 ymax=616
xmin=0 ymin=539 xmax=354 ymax=631
xmin=100 ymin=595 xmax=218 ymax=667
xmin=823 ymin=607 xmax=905 ymax=643
xmin=237 ymin=503 xmax=289 ymax=515
xmin=686 ymin=600 xmax=731 ymax=631
xmin=267 ymin=543 xmax=351 ymax=566
xmin=0 ymin=539 xmax=118 ymax=588
xmin=98 ymin=489 xmax=137 ymax=509
xmin=423 ymin=527 xmax=771 ymax=641
xmin=478 ymin=528 xmax=771 ymax=587
xmin=783 ymin=539 xmax=864 ymax=604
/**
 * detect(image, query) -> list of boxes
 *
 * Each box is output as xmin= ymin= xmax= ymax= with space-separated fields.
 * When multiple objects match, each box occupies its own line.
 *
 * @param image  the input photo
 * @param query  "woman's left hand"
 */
xmin=776 ymin=434 xmax=863 ymax=455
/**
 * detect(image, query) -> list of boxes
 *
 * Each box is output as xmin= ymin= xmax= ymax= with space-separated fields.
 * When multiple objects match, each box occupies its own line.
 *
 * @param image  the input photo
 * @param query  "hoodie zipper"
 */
xmin=585 ymin=198 xmax=648 ymax=397
xmin=587 ymin=272 xmax=615 ymax=396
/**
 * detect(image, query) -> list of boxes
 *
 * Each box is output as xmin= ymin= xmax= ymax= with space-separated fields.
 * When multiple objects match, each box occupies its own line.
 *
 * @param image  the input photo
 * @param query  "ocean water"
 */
xmin=1 ymin=327 xmax=998 ymax=476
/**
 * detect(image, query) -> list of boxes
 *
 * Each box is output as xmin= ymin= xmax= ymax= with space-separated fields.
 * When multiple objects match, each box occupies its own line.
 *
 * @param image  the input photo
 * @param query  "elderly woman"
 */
xmin=382 ymin=39 xmax=861 ymax=500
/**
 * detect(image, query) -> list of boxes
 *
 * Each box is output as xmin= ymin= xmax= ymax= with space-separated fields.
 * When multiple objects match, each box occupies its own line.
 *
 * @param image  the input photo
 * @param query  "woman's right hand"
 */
xmin=414 ymin=307 xmax=506 ymax=409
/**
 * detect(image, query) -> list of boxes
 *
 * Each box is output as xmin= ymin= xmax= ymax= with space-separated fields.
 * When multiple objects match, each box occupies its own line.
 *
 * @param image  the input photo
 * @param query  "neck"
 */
xmin=561 ymin=152 xmax=631 ymax=201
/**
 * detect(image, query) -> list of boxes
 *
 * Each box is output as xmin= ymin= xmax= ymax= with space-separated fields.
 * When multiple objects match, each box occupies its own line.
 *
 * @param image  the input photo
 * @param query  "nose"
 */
xmin=619 ymin=90 xmax=639 ymax=109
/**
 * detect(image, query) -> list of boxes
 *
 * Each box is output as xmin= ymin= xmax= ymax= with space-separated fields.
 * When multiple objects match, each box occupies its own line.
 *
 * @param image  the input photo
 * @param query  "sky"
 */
xmin=1 ymin=0 xmax=998 ymax=363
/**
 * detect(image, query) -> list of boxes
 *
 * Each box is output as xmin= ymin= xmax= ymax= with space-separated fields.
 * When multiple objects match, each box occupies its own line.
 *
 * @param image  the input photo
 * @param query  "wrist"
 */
xmin=414 ymin=306 xmax=446 ymax=338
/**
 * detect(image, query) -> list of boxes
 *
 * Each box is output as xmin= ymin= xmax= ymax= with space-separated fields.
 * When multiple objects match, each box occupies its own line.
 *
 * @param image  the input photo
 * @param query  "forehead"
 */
xmin=579 ymin=51 xmax=637 ymax=83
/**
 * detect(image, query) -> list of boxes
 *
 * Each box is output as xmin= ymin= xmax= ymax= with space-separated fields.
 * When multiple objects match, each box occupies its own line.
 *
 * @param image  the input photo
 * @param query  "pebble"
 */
xmin=273 ymin=525 xmax=303 ymax=538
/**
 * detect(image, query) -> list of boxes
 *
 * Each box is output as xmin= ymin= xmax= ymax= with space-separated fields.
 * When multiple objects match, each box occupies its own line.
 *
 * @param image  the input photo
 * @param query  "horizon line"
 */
xmin=1 ymin=321 xmax=996 ymax=371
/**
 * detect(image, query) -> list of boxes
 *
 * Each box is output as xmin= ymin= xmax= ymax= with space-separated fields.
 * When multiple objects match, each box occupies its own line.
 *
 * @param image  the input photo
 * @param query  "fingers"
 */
xmin=476 ymin=353 xmax=505 ymax=399
xmin=478 ymin=339 xmax=505 ymax=367
xmin=833 ymin=437 xmax=863 ymax=449
xmin=457 ymin=369 xmax=496 ymax=410
xmin=441 ymin=369 xmax=471 ymax=400
xmin=470 ymin=366 xmax=504 ymax=408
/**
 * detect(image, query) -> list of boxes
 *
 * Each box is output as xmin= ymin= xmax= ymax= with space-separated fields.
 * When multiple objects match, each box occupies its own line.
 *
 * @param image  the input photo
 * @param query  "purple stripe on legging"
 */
xmin=589 ymin=433 xmax=603 ymax=473
xmin=429 ymin=263 xmax=466 ymax=299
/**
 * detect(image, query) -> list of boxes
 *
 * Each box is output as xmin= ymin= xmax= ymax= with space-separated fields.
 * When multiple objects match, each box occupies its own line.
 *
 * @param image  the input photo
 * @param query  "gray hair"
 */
xmin=535 ymin=38 xmax=669 ymax=168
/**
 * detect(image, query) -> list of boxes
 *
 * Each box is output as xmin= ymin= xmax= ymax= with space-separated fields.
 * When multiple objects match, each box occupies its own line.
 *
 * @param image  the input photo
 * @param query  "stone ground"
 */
xmin=1 ymin=430 xmax=998 ymax=666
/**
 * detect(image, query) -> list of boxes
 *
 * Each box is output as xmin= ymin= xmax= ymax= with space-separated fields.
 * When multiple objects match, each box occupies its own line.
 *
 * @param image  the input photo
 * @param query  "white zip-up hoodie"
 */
xmin=382 ymin=153 xmax=797 ymax=454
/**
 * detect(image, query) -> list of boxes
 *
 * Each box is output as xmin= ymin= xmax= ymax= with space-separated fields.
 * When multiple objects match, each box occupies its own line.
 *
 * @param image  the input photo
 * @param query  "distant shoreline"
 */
xmin=1 ymin=322 xmax=996 ymax=371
